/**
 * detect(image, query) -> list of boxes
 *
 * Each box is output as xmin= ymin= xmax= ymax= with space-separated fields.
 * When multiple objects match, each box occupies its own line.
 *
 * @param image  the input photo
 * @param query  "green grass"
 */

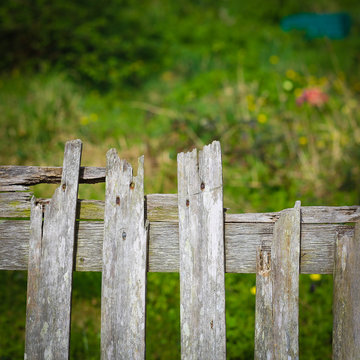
xmin=1 ymin=0 xmax=360 ymax=358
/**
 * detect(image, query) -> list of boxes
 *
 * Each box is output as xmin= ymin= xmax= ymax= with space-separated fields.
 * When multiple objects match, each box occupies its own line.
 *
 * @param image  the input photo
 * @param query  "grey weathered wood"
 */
xmin=0 ymin=191 xmax=32 ymax=218
xmin=101 ymin=151 xmax=147 ymax=360
xmin=271 ymin=201 xmax=301 ymax=360
xmin=2 ymin=187 xmax=359 ymax=224
xmin=24 ymin=139 xmax=82 ymax=360
xmin=226 ymin=212 xmax=280 ymax=223
xmin=0 ymin=220 xmax=354 ymax=274
xmin=25 ymin=198 xmax=44 ymax=359
xmin=254 ymin=247 xmax=273 ymax=360
xmin=0 ymin=185 xmax=29 ymax=192
xmin=146 ymin=194 xmax=178 ymax=222
xmin=332 ymin=223 xmax=360 ymax=359
xmin=0 ymin=165 xmax=104 ymax=186
xmin=227 ymin=206 xmax=360 ymax=224
xmin=178 ymin=141 xmax=226 ymax=359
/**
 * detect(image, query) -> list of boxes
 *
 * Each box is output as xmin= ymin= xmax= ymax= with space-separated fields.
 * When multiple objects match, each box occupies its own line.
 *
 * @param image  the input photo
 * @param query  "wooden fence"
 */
xmin=0 ymin=139 xmax=359 ymax=359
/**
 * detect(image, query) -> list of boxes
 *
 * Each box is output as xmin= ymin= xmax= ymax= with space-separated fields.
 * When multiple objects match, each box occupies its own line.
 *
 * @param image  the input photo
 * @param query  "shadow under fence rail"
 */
xmin=0 ymin=139 xmax=359 ymax=359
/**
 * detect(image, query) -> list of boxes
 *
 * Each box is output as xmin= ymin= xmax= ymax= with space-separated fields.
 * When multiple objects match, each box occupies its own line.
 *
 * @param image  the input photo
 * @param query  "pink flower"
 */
xmin=296 ymin=88 xmax=328 ymax=107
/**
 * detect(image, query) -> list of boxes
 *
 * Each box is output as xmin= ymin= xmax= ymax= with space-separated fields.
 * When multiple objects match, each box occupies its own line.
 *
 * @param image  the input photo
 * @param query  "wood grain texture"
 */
xmin=227 ymin=206 xmax=360 ymax=224
xmin=25 ymin=198 xmax=43 ymax=359
xmin=0 ymin=185 xmax=29 ymax=192
xmin=146 ymin=193 xmax=178 ymax=222
xmin=0 ymin=165 xmax=104 ymax=186
xmin=178 ymin=141 xmax=226 ymax=360
xmin=0 ymin=191 xmax=32 ymax=218
xmin=332 ymin=224 xmax=360 ymax=359
xmin=0 ymin=221 xmax=353 ymax=274
xmin=2 ymin=189 xmax=359 ymax=224
xmin=254 ymin=247 xmax=273 ymax=360
xmin=101 ymin=151 xmax=147 ymax=360
xmin=271 ymin=201 xmax=301 ymax=360
xmin=24 ymin=139 xmax=82 ymax=360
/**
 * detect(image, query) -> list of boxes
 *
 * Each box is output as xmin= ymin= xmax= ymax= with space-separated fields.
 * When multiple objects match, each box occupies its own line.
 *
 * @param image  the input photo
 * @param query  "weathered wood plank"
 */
xmin=0 ymin=191 xmax=32 ymax=218
xmin=226 ymin=212 xmax=279 ymax=223
xmin=25 ymin=198 xmax=43 ymax=358
xmin=2 ymin=188 xmax=359 ymax=224
xmin=178 ymin=141 xmax=226 ymax=359
xmin=254 ymin=247 xmax=273 ymax=360
xmin=300 ymin=206 xmax=360 ymax=223
xmin=24 ymin=139 xmax=82 ymax=360
xmin=332 ymin=223 xmax=360 ymax=358
xmin=0 ymin=220 xmax=30 ymax=269
xmin=0 ymin=220 xmax=354 ymax=274
xmin=0 ymin=165 xmax=104 ymax=186
xmin=146 ymin=197 xmax=360 ymax=224
xmin=227 ymin=206 xmax=360 ymax=224
xmin=146 ymin=193 xmax=178 ymax=222
xmin=271 ymin=201 xmax=301 ymax=360
xmin=101 ymin=151 xmax=147 ymax=360
xmin=0 ymin=185 xmax=29 ymax=192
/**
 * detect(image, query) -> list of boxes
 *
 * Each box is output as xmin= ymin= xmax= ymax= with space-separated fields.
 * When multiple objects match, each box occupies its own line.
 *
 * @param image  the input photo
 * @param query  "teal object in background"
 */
xmin=281 ymin=13 xmax=351 ymax=39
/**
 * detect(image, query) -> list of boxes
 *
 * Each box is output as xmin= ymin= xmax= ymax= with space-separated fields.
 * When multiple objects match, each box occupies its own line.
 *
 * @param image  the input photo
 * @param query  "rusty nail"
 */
xmin=186 ymin=199 xmax=190 ymax=207
xmin=201 ymin=182 xmax=205 ymax=190
xmin=116 ymin=196 xmax=120 ymax=205
xmin=122 ymin=231 xmax=126 ymax=240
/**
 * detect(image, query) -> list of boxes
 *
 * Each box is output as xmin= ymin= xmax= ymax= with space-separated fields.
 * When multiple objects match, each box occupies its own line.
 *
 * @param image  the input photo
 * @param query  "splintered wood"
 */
xmin=1 ymin=139 xmax=359 ymax=359
xmin=101 ymin=150 xmax=147 ymax=360
xmin=332 ymin=223 xmax=360 ymax=358
xmin=177 ymin=141 xmax=226 ymax=360
xmin=25 ymin=139 xmax=82 ymax=360
xmin=255 ymin=201 xmax=301 ymax=360
xmin=271 ymin=201 xmax=301 ymax=360
xmin=255 ymin=247 xmax=273 ymax=360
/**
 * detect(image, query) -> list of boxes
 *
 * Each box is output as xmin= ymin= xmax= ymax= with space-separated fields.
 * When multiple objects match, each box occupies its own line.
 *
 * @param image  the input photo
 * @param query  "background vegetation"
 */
xmin=0 ymin=0 xmax=359 ymax=358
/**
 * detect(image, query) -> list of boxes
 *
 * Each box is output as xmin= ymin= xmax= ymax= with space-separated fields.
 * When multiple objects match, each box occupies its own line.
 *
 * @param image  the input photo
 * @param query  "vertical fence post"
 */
xmin=25 ymin=139 xmax=82 ymax=360
xmin=254 ymin=247 xmax=273 ymax=360
xmin=101 ymin=150 xmax=147 ymax=360
xmin=332 ymin=223 xmax=360 ymax=358
xmin=177 ymin=141 xmax=226 ymax=360
xmin=24 ymin=197 xmax=43 ymax=359
xmin=271 ymin=201 xmax=301 ymax=360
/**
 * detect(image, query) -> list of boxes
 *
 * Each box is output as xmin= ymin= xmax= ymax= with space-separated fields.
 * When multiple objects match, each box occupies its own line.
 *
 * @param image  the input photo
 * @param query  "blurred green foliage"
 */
xmin=1 ymin=0 xmax=360 ymax=359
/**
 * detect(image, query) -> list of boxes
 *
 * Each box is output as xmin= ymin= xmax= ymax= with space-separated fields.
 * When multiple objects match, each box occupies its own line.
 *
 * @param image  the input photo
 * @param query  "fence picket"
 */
xmin=254 ymin=247 xmax=273 ymax=360
xmin=24 ymin=197 xmax=43 ymax=359
xmin=24 ymin=139 xmax=82 ymax=360
xmin=271 ymin=201 xmax=301 ymax=360
xmin=101 ymin=150 xmax=147 ymax=360
xmin=2 ymin=139 xmax=359 ymax=359
xmin=177 ymin=141 xmax=226 ymax=359
xmin=332 ymin=224 xmax=360 ymax=358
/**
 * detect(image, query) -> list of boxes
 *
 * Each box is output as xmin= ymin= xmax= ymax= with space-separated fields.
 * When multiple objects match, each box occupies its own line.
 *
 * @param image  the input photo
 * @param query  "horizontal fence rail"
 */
xmin=0 ymin=196 xmax=358 ymax=274
xmin=1 ymin=139 xmax=360 ymax=359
